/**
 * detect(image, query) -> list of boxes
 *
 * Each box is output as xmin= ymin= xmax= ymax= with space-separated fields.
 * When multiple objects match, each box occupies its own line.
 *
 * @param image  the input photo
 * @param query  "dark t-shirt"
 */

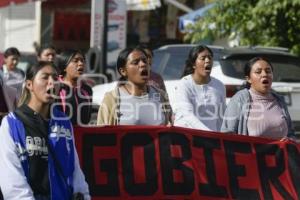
xmin=0 ymin=84 xmax=8 ymax=113
xmin=0 ymin=84 xmax=8 ymax=124
xmin=56 ymin=82 xmax=93 ymax=125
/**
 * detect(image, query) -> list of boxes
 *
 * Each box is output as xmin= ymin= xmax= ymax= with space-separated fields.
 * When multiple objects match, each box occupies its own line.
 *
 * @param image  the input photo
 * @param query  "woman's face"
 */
xmin=39 ymin=48 xmax=56 ymax=62
xmin=27 ymin=65 xmax=58 ymax=105
xmin=120 ymin=50 xmax=149 ymax=86
xmin=247 ymin=59 xmax=273 ymax=94
xmin=193 ymin=49 xmax=213 ymax=78
xmin=4 ymin=55 xmax=19 ymax=71
xmin=65 ymin=53 xmax=85 ymax=80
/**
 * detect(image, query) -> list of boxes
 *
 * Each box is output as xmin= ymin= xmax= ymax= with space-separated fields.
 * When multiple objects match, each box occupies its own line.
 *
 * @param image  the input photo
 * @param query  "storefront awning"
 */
xmin=178 ymin=3 xmax=215 ymax=32
xmin=126 ymin=0 xmax=161 ymax=10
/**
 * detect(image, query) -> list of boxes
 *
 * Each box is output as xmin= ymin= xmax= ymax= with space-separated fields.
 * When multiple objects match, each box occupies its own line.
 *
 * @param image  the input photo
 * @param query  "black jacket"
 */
xmin=56 ymin=82 xmax=93 ymax=125
xmin=14 ymin=105 xmax=50 ymax=196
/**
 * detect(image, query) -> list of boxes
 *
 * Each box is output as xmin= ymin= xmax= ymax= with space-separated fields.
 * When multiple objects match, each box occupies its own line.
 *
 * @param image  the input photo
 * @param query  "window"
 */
xmin=220 ymin=55 xmax=300 ymax=82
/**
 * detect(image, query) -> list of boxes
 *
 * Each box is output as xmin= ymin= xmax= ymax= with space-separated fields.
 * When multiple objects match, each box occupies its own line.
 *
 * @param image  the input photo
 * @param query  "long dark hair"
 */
xmin=58 ymin=49 xmax=83 ymax=76
xmin=244 ymin=57 xmax=274 ymax=89
xmin=18 ymin=61 xmax=57 ymax=106
xmin=136 ymin=44 xmax=153 ymax=57
xmin=182 ymin=45 xmax=213 ymax=77
xmin=116 ymin=47 xmax=147 ymax=81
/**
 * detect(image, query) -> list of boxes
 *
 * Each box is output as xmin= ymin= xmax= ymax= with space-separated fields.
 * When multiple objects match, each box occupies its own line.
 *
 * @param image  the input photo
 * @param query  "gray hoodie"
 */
xmin=221 ymin=88 xmax=295 ymax=137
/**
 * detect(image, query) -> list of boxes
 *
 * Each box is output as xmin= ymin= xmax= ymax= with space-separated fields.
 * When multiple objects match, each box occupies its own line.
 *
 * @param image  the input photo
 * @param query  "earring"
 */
xmin=120 ymin=68 xmax=126 ymax=76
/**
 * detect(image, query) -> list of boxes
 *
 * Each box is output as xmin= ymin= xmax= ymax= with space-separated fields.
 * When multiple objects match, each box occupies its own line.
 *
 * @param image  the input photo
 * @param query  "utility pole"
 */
xmin=90 ymin=0 xmax=108 ymax=74
xmin=101 ymin=0 xmax=108 ymax=74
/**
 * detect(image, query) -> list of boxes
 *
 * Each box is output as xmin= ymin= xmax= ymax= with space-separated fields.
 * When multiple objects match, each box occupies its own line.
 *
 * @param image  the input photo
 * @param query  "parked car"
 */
xmin=92 ymin=44 xmax=300 ymax=132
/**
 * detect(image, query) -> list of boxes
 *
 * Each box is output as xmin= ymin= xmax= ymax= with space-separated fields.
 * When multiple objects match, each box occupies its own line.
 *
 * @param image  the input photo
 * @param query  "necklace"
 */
xmin=192 ymin=74 xmax=210 ymax=85
xmin=123 ymin=84 xmax=148 ymax=96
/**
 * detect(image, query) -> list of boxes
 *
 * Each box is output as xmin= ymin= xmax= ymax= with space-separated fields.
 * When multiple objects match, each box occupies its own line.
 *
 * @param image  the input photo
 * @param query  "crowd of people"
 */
xmin=0 ymin=43 xmax=296 ymax=199
xmin=0 ymin=45 xmax=91 ymax=199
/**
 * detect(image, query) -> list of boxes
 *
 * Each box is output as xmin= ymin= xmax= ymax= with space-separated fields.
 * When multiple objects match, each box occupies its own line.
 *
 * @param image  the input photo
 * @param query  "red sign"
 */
xmin=0 ymin=52 xmax=4 ymax=67
xmin=74 ymin=126 xmax=300 ymax=200
xmin=0 ymin=0 xmax=31 ymax=7
xmin=53 ymin=12 xmax=90 ymax=41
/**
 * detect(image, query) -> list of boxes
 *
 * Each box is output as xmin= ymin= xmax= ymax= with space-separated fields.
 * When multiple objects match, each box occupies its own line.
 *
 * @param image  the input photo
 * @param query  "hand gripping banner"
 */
xmin=74 ymin=126 xmax=300 ymax=200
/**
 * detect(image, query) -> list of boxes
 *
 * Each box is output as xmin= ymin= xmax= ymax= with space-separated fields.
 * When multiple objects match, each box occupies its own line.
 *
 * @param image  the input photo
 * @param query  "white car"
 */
xmin=93 ymin=44 xmax=300 ymax=133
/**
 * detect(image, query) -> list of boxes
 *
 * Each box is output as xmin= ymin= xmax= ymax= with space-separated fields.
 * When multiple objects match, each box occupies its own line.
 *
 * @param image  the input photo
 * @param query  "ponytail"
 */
xmin=17 ymin=83 xmax=30 ymax=107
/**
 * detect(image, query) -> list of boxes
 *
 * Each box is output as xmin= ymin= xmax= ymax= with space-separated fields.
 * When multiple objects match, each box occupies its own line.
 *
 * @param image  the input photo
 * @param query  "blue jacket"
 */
xmin=6 ymin=107 xmax=75 ymax=200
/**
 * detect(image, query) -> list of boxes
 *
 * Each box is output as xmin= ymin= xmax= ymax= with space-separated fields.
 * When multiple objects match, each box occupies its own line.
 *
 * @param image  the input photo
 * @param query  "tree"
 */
xmin=184 ymin=0 xmax=300 ymax=55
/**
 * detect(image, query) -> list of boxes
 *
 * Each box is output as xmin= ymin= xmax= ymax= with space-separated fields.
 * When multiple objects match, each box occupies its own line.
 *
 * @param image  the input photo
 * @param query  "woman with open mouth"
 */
xmin=56 ymin=50 xmax=93 ymax=126
xmin=174 ymin=45 xmax=226 ymax=131
xmin=97 ymin=47 xmax=172 ymax=125
xmin=0 ymin=61 xmax=90 ymax=199
xmin=221 ymin=57 xmax=296 ymax=140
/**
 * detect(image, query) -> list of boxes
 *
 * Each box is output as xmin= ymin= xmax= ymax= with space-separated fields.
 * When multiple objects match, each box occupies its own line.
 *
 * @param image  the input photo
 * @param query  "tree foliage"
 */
xmin=184 ymin=0 xmax=300 ymax=55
